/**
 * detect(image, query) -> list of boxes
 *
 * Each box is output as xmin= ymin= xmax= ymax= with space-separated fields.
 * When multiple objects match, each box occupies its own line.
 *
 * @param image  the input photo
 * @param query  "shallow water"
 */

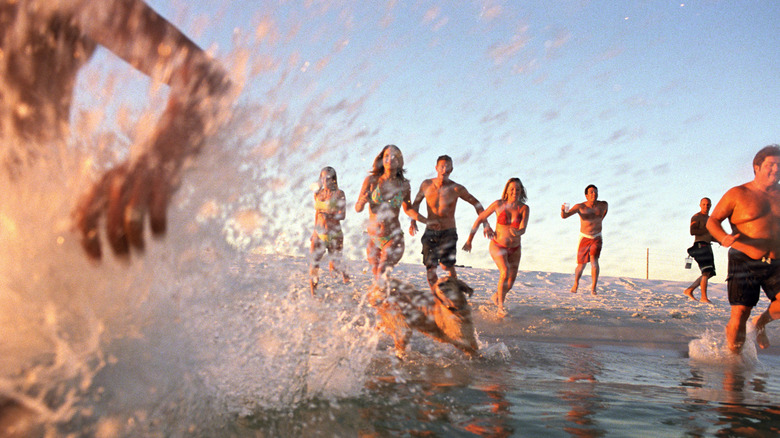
xmin=4 ymin=241 xmax=780 ymax=437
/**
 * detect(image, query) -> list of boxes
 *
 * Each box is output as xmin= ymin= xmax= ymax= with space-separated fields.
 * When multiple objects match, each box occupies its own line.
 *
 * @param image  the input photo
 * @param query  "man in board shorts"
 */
xmin=684 ymin=197 xmax=715 ymax=303
xmin=562 ymin=184 xmax=609 ymax=295
xmin=409 ymin=155 xmax=490 ymax=289
xmin=708 ymin=145 xmax=780 ymax=354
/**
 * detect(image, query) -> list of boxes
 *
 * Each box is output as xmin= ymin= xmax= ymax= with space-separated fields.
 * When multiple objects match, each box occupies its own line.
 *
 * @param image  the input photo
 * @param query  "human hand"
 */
xmin=409 ymin=221 xmax=418 ymax=236
xmin=74 ymin=154 xmax=173 ymax=259
xmin=721 ymin=233 xmax=740 ymax=248
xmin=483 ymin=225 xmax=494 ymax=240
xmin=462 ymin=241 xmax=472 ymax=252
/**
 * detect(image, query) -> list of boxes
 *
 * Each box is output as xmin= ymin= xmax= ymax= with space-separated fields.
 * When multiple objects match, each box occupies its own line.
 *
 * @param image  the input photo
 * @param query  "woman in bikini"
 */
xmin=310 ymin=167 xmax=350 ymax=295
xmin=355 ymin=145 xmax=426 ymax=282
xmin=463 ymin=178 xmax=529 ymax=316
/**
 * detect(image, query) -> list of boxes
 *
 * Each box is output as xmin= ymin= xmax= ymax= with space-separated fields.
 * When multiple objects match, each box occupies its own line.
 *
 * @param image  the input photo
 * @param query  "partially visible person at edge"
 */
xmin=0 ymin=0 xmax=233 ymax=260
xmin=561 ymin=184 xmax=608 ymax=295
xmin=0 ymin=0 xmax=232 ymax=432
xmin=684 ymin=197 xmax=715 ymax=303
xmin=355 ymin=145 xmax=427 ymax=283
xmin=463 ymin=178 xmax=529 ymax=317
xmin=707 ymin=145 xmax=780 ymax=354
xmin=409 ymin=155 xmax=491 ymax=290
xmin=310 ymin=166 xmax=350 ymax=296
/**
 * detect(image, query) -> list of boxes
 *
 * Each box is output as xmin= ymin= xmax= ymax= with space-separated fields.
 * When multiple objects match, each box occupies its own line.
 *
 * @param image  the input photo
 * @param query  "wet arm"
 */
xmin=355 ymin=178 xmax=371 ymax=213
xmin=464 ymin=201 xmax=497 ymax=248
xmin=516 ymin=204 xmax=530 ymax=236
xmin=458 ymin=186 xmax=491 ymax=234
xmin=561 ymin=203 xmax=580 ymax=219
xmin=333 ymin=191 xmax=347 ymax=221
xmin=408 ymin=182 xmax=426 ymax=235
xmin=707 ymin=189 xmax=740 ymax=248
xmin=402 ymin=182 xmax=426 ymax=223
xmin=81 ymin=0 xmax=231 ymax=164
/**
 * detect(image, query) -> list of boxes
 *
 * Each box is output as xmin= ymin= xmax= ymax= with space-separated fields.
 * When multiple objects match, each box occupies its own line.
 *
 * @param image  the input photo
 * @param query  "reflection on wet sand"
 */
xmin=463 ymin=383 xmax=513 ymax=438
xmin=715 ymin=367 xmax=780 ymax=436
xmin=560 ymin=345 xmax=607 ymax=438
xmin=683 ymin=363 xmax=780 ymax=437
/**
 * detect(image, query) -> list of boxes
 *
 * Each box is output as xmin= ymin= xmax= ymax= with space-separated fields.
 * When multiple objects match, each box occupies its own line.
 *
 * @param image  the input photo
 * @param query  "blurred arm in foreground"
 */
xmin=1 ymin=0 xmax=233 ymax=259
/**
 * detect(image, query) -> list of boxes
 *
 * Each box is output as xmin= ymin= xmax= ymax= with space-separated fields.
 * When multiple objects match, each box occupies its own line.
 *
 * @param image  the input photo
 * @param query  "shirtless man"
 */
xmin=409 ymin=155 xmax=491 ymax=288
xmin=707 ymin=145 xmax=780 ymax=354
xmin=684 ymin=197 xmax=715 ymax=303
xmin=1 ymin=0 xmax=232 ymax=260
xmin=561 ymin=184 xmax=608 ymax=295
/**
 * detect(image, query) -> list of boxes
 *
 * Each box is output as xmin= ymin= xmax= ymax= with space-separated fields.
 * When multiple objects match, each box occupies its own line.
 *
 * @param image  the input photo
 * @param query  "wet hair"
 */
xmin=584 ymin=184 xmax=598 ymax=196
xmin=437 ymin=155 xmax=452 ymax=165
xmin=753 ymin=144 xmax=780 ymax=174
xmin=370 ymin=144 xmax=406 ymax=180
xmin=317 ymin=166 xmax=338 ymax=193
xmin=501 ymin=177 xmax=527 ymax=203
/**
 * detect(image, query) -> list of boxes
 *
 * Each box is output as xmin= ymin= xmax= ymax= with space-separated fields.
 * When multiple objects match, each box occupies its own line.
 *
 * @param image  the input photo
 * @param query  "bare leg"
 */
xmin=572 ymin=263 xmax=586 ymax=293
xmin=699 ymin=274 xmax=712 ymax=303
xmin=501 ymin=247 xmax=522 ymax=305
xmin=426 ymin=266 xmax=439 ymax=290
xmin=309 ymin=266 xmax=319 ymax=296
xmin=590 ymin=258 xmax=600 ymax=295
xmin=489 ymin=242 xmax=510 ymax=315
xmin=442 ymin=264 xmax=457 ymax=281
xmin=683 ymin=276 xmax=701 ymax=300
xmin=726 ymin=305 xmax=752 ymax=354
xmin=310 ymin=238 xmax=325 ymax=296
xmin=329 ymin=256 xmax=350 ymax=283
xmin=752 ymin=299 xmax=780 ymax=349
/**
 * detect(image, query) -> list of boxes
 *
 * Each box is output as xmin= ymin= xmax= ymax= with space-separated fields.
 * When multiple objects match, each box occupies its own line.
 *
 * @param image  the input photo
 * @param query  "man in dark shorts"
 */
xmin=684 ymin=197 xmax=715 ymax=303
xmin=708 ymin=145 xmax=780 ymax=353
xmin=409 ymin=155 xmax=490 ymax=289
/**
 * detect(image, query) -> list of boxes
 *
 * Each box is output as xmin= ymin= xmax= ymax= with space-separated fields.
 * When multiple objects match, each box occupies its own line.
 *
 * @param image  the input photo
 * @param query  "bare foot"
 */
xmin=491 ymin=293 xmax=499 ymax=305
xmin=683 ymin=288 xmax=697 ymax=301
xmin=700 ymin=297 xmax=712 ymax=304
xmin=342 ymin=273 xmax=350 ymax=284
xmin=309 ymin=277 xmax=318 ymax=296
xmin=497 ymin=307 xmax=508 ymax=318
xmin=754 ymin=318 xmax=770 ymax=349
xmin=570 ymin=285 xmax=578 ymax=293
xmin=591 ymin=289 xmax=597 ymax=296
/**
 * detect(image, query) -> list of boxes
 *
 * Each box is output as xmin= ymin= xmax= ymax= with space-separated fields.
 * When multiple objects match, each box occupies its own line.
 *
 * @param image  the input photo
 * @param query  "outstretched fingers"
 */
xmin=148 ymin=166 xmax=170 ymax=235
xmin=75 ymin=159 xmax=172 ymax=260
xmin=105 ymin=168 xmax=131 ymax=256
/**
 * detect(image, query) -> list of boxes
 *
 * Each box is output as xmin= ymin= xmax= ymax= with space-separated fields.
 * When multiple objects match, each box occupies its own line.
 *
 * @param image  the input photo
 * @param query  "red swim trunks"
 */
xmin=577 ymin=236 xmax=602 ymax=264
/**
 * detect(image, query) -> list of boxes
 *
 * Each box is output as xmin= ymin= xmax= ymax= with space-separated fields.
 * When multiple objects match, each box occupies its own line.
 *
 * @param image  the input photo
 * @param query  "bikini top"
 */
xmin=370 ymin=185 xmax=404 ymax=209
xmin=497 ymin=207 xmax=522 ymax=229
xmin=315 ymin=197 xmax=340 ymax=213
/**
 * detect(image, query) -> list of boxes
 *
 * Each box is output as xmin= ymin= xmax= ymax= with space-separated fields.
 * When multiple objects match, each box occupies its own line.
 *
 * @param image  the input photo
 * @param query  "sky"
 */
xmin=75 ymin=0 xmax=779 ymax=282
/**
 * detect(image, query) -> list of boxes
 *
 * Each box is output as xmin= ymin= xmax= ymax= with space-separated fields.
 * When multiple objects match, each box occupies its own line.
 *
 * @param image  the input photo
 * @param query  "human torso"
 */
xmin=367 ymin=175 xmax=407 ymax=236
xmin=422 ymin=178 xmax=460 ymax=230
xmin=578 ymin=201 xmax=606 ymax=235
xmin=314 ymin=189 xmax=344 ymax=232
xmin=729 ymin=183 xmax=780 ymax=258
xmin=1 ymin=1 xmax=96 ymax=141
xmin=494 ymin=201 xmax=526 ymax=248
xmin=691 ymin=212 xmax=712 ymax=243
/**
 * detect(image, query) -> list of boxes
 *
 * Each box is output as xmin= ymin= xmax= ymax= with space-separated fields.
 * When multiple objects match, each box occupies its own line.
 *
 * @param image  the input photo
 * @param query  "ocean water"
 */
xmin=4 ymin=223 xmax=780 ymax=437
